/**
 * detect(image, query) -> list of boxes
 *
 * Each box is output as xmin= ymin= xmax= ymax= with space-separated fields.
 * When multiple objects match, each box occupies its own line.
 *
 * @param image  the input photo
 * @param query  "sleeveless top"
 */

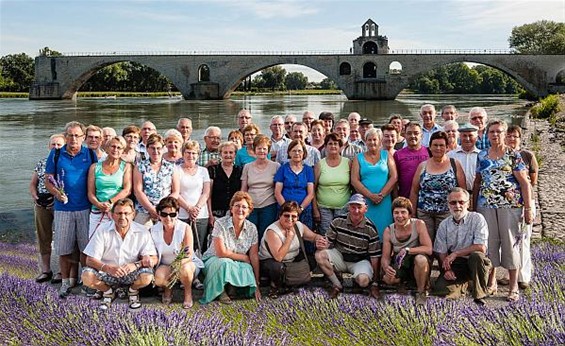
xmin=389 ymin=218 xmax=420 ymax=254
xmin=93 ymin=160 xmax=127 ymax=211
xmin=135 ymin=159 xmax=175 ymax=213
xmin=417 ymin=162 xmax=457 ymax=213
xmin=151 ymin=220 xmax=204 ymax=268
xmin=316 ymin=157 xmax=351 ymax=209
xmin=258 ymin=221 xmax=305 ymax=262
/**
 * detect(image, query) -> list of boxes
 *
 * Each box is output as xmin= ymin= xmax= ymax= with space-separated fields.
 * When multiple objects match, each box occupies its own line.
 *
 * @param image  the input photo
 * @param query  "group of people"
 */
xmin=29 ymin=104 xmax=537 ymax=309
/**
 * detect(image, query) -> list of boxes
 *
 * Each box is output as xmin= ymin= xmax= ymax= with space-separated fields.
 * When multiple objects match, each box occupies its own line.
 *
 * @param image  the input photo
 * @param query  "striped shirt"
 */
xmin=327 ymin=215 xmax=381 ymax=261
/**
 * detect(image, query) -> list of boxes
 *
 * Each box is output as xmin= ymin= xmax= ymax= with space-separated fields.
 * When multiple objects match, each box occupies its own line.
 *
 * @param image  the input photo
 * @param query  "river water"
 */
xmin=0 ymin=93 xmax=527 ymax=239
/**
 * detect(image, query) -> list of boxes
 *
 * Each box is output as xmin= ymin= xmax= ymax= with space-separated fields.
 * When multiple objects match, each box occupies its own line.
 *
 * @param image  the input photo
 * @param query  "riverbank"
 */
xmin=525 ymin=94 xmax=565 ymax=242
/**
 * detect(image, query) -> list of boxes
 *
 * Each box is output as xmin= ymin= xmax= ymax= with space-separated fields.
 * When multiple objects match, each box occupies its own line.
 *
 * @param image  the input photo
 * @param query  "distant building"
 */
xmin=352 ymin=19 xmax=390 ymax=55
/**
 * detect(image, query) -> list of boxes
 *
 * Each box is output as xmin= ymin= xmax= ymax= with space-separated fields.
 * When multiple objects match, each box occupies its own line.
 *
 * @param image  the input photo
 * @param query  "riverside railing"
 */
xmin=50 ymin=49 xmax=516 ymax=57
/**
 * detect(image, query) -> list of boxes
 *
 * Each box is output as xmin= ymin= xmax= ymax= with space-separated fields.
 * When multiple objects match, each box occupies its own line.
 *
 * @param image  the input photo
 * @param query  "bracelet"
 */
xmin=524 ymin=207 xmax=532 ymax=211
xmin=100 ymin=264 xmax=107 ymax=272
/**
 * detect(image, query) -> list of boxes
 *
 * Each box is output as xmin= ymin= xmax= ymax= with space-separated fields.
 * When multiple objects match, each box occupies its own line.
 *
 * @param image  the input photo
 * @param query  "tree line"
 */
xmin=1 ymin=20 xmax=563 ymax=94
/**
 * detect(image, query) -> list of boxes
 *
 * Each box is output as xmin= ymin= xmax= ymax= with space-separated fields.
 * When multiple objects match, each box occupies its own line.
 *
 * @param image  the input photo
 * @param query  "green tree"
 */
xmin=38 ymin=47 xmax=63 ymax=57
xmin=320 ymin=77 xmax=338 ymax=90
xmin=479 ymin=69 xmax=507 ymax=93
xmin=0 ymin=53 xmax=34 ymax=92
xmin=261 ymin=66 xmax=286 ymax=91
xmin=285 ymin=72 xmax=308 ymax=90
xmin=509 ymin=20 xmax=565 ymax=54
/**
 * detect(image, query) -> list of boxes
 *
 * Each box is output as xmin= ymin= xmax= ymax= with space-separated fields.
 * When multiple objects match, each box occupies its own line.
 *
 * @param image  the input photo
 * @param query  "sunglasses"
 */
xmin=159 ymin=211 xmax=178 ymax=218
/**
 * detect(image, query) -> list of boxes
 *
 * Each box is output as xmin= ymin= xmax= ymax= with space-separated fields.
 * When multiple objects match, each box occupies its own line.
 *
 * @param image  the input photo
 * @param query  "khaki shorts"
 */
xmin=324 ymin=248 xmax=373 ymax=279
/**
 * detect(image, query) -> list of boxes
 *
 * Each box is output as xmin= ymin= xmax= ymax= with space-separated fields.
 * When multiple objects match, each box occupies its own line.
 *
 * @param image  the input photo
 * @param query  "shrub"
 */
xmin=531 ymin=94 xmax=561 ymax=119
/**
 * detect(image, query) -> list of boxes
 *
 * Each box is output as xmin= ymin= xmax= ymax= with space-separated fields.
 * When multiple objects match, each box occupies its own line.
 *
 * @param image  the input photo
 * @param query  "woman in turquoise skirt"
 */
xmin=351 ymin=128 xmax=398 ymax=240
xmin=200 ymin=191 xmax=261 ymax=304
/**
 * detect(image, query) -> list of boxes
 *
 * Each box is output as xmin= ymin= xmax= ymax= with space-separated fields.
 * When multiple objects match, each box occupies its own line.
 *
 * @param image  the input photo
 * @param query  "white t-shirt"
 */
xmin=176 ymin=165 xmax=211 ymax=219
xmin=83 ymin=221 xmax=157 ymax=266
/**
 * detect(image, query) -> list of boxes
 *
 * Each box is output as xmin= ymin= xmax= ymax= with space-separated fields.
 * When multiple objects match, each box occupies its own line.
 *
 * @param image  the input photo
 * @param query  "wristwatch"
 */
xmin=135 ymin=261 xmax=142 ymax=269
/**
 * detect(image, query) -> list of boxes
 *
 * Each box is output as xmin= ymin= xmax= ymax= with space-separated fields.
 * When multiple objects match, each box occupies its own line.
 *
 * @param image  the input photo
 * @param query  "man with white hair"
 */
xmin=420 ymin=104 xmax=442 ymax=147
xmin=176 ymin=118 xmax=193 ymax=142
xmin=333 ymin=119 xmax=362 ymax=160
xmin=434 ymin=188 xmax=491 ymax=305
xmin=237 ymin=109 xmax=252 ymax=134
xmin=348 ymin=112 xmax=361 ymax=129
xmin=198 ymin=126 xmax=222 ymax=167
xmin=102 ymin=127 xmax=117 ymax=149
xmin=441 ymin=105 xmax=458 ymax=122
xmin=269 ymin=115 xmax=290 ymax=162
xmin=469 ymin=107 xmax=490 ymax=150
xmin=283 ymin=114 xmax=297 ymax=139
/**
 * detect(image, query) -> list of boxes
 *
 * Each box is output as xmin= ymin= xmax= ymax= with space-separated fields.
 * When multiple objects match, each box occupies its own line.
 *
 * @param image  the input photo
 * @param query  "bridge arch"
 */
xmin=222 ymin=60 xmax=344 ymax=99
xmin=56 ymin=57 xmax=184 ymax=99
xmin=198 ymin=64 xmax=210 ymax=82
xmin=363 ymin=62 xmax=377 ymax=78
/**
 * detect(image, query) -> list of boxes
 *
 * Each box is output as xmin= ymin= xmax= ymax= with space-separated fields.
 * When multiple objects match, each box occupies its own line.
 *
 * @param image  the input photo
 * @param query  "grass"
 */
xmin=0 ymin=240 xmax=564 ymax=345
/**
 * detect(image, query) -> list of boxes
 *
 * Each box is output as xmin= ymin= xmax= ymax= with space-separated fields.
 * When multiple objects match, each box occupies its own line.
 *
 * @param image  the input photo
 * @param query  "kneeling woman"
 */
xmin=151 ymin=197 xmax=203 ymax=308
xmin=200 ymin=191 xmax=261 ymax=304
xmin=259 ymin=201 xmax=322 ymax=297
xmin=381 ymin=197 xmax=432 ymax=305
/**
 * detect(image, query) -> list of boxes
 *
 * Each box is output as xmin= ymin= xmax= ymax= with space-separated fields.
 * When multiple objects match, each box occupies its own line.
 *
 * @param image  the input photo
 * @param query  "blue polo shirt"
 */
xmin=274 ymin=162 xmax=314 ymax=205
xmin=45 ymin=145 xmax=97 ymax=211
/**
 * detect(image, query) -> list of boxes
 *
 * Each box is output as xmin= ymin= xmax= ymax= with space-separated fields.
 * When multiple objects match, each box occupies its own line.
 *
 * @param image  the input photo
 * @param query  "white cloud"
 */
xmin=226 ymin=0 xmax=319 ymax=19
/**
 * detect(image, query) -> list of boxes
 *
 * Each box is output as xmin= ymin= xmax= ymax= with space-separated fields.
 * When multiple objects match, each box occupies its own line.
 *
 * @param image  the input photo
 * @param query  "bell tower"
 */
xmin=352 ymin=19 xmax=390 ymax=54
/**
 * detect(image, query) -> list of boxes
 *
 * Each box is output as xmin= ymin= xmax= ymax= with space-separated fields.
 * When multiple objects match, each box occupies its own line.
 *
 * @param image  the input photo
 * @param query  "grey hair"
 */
xmin=365 ymin=128 xmax=382 ymax=142
xmin=204 ymin=126 xmax=222 ymax=137
xmin=449 ymin=187 xmax=470 ymax=200
xmin=486 ymin=119 xmax=508 ymax=134
xmin=468 ymin=107 xmax=488 ymax=119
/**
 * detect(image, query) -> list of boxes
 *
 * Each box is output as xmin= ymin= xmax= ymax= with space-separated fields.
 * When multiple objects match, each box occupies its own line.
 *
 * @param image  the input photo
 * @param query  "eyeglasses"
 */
xmin=232 ymin=204 xmax=249 ymax=210
xmin=87 ymin=135 xmax=101 ymax=140
xmin=281 ymin=213 xmax=298 ymax=220
xmin=66 ymin=134 xmax=84 ymax=138
xmin=114 ymin=212 xmax=132 ymax=216
xmin=206 ymin=136 xmax=221 ymax=141
xmin=159 ymin=211 xmax=178 ymax=218
xmin=448 ymin=200 xmax=468 ymax=205
xmin=109 ymin=145 xmax=124 ymax=150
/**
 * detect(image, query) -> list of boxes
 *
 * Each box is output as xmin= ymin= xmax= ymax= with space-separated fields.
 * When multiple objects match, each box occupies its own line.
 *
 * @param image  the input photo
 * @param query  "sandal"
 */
xmin=486 ymin=284 xmax=498 ymax=296
xmin=128 ymin=288 xmax=142 ymax=309
xmin=183 ymin=300 xmax=193 ymax=309
xmin=218 ymin=291 xmax=232 ymax=304
xmin=35 ymin=271 xmax=53 ymax=283
xmin=507 ymin=290 xmax=520 ymax=302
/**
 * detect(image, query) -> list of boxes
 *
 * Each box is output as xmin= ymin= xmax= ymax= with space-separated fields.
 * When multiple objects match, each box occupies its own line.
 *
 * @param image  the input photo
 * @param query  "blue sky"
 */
xmin=1 ymin=0 xmax=563 ymax=81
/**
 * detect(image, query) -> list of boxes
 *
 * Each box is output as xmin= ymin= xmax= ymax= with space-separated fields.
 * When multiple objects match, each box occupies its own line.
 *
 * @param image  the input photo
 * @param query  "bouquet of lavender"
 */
xmin=394 ymin=248 xmax=407 ymax=270
xmin=514 ymin=221 xmax=527 ymax=249
xmin=48 ymin=171 xmax=67 ymax=204
xmin=167 ymin=245 xmax=191 ymax=289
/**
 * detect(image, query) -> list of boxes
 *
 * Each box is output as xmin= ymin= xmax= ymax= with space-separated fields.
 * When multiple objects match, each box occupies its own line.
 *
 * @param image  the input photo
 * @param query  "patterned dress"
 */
xmin=135 ymin=159 xmax=175 ymax=214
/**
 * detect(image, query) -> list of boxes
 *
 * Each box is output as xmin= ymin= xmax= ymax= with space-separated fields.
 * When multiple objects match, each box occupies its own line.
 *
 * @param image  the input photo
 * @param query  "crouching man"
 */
xmin=433 ymin=188 xmax=491 ymax=305
xmin=381 ymin=197 xmax=432 ymax=306
xmin=315 ymin=194 xmax=381 ymax=299
xmin=82 ymin=198 xmax=158 ymax=310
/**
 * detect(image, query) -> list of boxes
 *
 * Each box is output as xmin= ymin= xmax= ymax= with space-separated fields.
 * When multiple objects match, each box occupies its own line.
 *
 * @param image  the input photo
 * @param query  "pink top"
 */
xmin=393 ymin=146 xmax=429 ymax=198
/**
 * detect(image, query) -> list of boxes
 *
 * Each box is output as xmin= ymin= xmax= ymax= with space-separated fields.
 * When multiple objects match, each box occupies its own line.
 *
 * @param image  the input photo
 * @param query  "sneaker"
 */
xmin=193 ymin=278 xmax=204 ymax=290
xmin=128 ymin=288 xmax=142 ymax=309
xmin=99 ymin=289 xmax=115 ymax=311
xmin=415 ymin=292 xmax=427 ymax=306
xmin=81 ymin=286 xmax=97 ymax=297
xmin=59 ymin=282 xmax=72 ymax=298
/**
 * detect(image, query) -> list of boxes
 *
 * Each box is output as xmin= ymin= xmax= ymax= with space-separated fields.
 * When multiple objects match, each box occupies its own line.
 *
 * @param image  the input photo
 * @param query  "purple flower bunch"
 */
xmin=47 ymin=170 xmax=67 ymax=204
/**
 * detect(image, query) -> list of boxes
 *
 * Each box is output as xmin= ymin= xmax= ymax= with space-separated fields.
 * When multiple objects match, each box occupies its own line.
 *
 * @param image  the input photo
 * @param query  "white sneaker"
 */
xmin=59 ymin=282 xmax=72 ymax=298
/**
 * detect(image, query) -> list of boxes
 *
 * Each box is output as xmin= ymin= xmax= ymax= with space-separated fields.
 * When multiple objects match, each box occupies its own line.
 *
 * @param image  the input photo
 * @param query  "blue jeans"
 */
xmin=248 ymin=203 xmax=278 ymax=241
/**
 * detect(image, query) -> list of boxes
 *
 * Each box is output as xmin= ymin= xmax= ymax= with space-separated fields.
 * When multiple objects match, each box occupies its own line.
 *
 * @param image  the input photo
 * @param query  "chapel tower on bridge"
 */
xmin=352 ymin=19 xmax=390 ymax=55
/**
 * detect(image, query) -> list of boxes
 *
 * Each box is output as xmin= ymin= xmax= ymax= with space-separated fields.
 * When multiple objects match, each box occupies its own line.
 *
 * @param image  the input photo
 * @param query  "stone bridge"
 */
xmin=30 ymin=53 xmax=565 ymax=100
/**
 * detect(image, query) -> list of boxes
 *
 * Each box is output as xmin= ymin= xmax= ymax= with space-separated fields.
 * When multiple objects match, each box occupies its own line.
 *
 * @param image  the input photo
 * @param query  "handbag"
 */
xmin=36 ymin=192 xmax=54 ymax=208
xmin=283 ymin=224 xmax=312 ymax=286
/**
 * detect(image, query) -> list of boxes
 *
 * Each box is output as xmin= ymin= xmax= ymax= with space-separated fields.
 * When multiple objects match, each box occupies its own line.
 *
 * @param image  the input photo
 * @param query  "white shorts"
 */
xmin=324 ymin=248 xmax=373 ymax=279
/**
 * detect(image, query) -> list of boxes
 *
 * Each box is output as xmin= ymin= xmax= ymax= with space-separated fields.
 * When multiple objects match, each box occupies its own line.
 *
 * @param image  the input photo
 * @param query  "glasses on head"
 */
xmin=281 ymin=213 xmax=298 ymax=220
xmin=448 ymin=200 xmax=468 ymax=206
xmin=66 ymin=133 xmax=84 ymax=139
xmin=159 ymin=211 xmax=178 ymax=218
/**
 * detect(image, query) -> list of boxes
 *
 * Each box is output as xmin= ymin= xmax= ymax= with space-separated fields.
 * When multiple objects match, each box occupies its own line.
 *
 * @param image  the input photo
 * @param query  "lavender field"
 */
xmin=1 ymin=241 xmax=564 ymax=346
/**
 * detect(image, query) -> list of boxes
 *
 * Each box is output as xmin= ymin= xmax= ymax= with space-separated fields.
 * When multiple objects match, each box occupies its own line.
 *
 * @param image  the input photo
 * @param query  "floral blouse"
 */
xmin=202 ymin=216 xmax=258 ymax=260
xmin=476 ymin=148 xmax=526 ymax=208
xmin=417 ymin=164 xmax=458 ymax=213
xmin=135 ymin=159 xmax=175 ymax=213
xmin=34 ymin=158 xmax=49 ymax=194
